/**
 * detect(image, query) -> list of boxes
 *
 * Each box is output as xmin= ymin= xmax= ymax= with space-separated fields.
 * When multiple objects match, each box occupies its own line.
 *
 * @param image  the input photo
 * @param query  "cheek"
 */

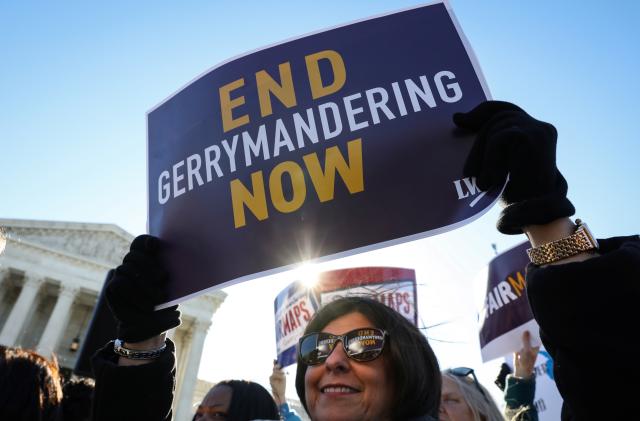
xmin=304 ymin=367 xmax=321 ymax=404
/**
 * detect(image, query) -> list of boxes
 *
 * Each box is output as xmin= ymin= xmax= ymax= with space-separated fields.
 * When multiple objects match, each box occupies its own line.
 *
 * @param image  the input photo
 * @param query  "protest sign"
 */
xmin=274 ymin=280 xmax=320 ymax=367
xmin=479 ymin=242 xmax=542 ymax=362
xmin=274 ymin=267 xmax=417 ymax=367
xmin=148 ymin=1 xmax=497 ymax=307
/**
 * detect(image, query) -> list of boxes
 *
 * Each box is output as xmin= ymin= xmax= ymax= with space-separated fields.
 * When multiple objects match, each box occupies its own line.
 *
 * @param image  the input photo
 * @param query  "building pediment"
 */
xmin=0 ymin=219 xmax=133 ymax=267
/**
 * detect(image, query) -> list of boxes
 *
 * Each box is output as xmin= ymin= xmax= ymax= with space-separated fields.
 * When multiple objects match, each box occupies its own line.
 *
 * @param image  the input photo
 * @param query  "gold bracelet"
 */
xmin=526 ymin=219 xmax=598 ymax=265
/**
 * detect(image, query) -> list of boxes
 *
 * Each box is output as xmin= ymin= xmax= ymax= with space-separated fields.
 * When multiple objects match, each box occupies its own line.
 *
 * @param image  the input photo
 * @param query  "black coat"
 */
xmin=526 ymin=235 xmax=640 ymax=420
xmin=91 ymin=340 xmax=175 ymax=421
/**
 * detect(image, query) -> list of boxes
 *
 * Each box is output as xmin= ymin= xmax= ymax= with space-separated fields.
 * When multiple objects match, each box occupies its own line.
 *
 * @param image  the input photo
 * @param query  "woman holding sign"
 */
xmin=294 ymin=296 xmax=441 ymax=421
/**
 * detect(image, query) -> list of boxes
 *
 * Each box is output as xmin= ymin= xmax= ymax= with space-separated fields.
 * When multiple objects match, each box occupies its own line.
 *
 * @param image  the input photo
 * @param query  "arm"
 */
xmin=455 ymin=101 xmax=640 ymax=419
xmin=91 ymin=338 xmax=176 ymax=421
xmin=504 ymin=331 xmax=539 ymax=421
xmin=92 ymin=235 xmax=181 ymax=420
xmin=270 ymin=362 xmax=302 ymax=421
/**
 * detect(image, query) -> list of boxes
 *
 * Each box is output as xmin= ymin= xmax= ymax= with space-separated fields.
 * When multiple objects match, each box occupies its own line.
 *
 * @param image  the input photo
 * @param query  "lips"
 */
xmin=320 ymin=384 xmax=360 ymax=394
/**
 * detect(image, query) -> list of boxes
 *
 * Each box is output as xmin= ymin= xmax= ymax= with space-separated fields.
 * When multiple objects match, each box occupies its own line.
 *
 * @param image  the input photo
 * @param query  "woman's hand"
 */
xmin=453 ymin=101 xmax=575 ymax=234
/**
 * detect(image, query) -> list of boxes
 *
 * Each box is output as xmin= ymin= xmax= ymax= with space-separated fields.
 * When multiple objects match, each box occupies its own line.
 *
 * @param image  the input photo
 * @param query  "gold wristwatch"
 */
xmin=526 ymin=219 xmax=599 ymax=265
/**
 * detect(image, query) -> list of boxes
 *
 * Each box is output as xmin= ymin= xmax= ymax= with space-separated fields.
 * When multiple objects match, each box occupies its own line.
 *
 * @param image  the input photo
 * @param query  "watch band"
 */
xmin=113 ymin=339 xmax=167 ymax=360
xmin=526 ymin=219 xmax=598 ymax=265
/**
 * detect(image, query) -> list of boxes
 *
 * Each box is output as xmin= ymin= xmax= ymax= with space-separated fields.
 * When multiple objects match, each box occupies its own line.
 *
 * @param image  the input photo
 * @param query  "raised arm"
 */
xmin=91 ymin=235 xmax=181 ymax=421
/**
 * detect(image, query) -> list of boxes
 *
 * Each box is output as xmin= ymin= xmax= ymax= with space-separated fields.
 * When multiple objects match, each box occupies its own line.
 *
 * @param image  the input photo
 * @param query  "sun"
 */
xmin=294 ymin=263 xmax=319 ymax=288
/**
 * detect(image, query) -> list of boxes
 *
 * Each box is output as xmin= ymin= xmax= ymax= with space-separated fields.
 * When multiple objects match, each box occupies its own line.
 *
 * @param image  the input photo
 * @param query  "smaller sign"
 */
xmin=316 ymin=267 xmax=418 ymax=325
xmin=479 ymin=242 xmax=541 ymax=362
xmin=274 ymin=267 xmax=417 ymax=367
xmin=274 ymin=281 xmax=319 ymax=367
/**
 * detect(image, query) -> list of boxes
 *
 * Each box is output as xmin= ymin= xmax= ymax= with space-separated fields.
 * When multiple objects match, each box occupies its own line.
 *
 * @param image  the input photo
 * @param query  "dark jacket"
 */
xmin=504 ymin=375 xmax=537 ymax=421
xmin=91 ymin=340 xmax=175 ymax=421
xmin=526 ymin=235 xmax=640 ymax=421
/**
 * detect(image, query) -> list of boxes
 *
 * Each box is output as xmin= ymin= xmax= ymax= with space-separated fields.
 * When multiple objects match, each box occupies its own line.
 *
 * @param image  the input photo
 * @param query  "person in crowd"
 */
xmin=294 ymin=296 xmax=441 ymax=421
xmin=440 ymin=331 xmax=540 ymax=421
xmin=503 ymin=331 xmax=539 ymax=421
xmin=454 ymin=100 xmax=640 ymax=419
xmin=60 ymin=377 xmax=95 ymax=421
xmin=439 ymin=367 xmax=503 ymax=421
xmin=439 ymin=330 xmax=539 ymax=421
xmin=269 ymin=361 xmax=302 ymax=421
xmin=192 ymin=380 xmax=279 ymax=421
xmin=0 ymin=345 xmax=63 ymax=421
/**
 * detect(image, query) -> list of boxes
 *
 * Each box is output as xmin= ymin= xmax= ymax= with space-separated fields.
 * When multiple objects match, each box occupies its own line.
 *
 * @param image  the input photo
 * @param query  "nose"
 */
xmin=324 ymin=340 xmax=350 ymax=373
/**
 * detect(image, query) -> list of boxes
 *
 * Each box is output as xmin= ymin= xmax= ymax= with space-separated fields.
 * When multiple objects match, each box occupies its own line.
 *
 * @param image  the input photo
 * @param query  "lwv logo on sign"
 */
xmin=453 ymin=177 xmax=486 ymax=208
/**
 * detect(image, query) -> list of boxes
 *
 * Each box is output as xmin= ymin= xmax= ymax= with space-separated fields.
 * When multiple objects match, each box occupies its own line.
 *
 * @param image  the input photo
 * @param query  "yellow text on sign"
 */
xmin=219 ymin=50 xmax=347 ymax=133
xmin=230 ymin=138 xmax=363 ymax=228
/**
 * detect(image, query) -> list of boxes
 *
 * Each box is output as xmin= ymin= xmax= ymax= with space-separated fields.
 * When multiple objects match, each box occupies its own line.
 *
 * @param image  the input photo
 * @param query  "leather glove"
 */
xmin=453 ymin=101 xmax=575 ymax=234
xmin=106 ymin=235 xmax=181 ymax=342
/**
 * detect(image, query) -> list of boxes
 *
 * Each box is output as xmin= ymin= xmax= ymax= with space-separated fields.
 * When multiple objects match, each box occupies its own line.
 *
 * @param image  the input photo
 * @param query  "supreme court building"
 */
xmin=0 ymin=218 xmax=227 ymax=420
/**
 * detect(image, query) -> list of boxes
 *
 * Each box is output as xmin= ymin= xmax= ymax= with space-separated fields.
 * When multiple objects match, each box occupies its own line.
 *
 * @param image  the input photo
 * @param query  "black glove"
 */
xmin=453 ymin=101 xmax=575 ymax=234
xmin=494 ymin=362 xmax=512 ymax=392
xmin=106 ymin=235 xmax=181 ymax=343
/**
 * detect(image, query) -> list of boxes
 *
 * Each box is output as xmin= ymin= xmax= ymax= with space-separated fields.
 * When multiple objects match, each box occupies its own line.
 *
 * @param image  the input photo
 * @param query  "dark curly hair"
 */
xmin=295 ymin=296 xmax=441 ymax=419
xmin=0 ymin=346 xmax=63 ymax=421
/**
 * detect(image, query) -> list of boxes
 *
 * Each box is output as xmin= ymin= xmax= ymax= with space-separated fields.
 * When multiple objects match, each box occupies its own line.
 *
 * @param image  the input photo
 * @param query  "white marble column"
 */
xmin=36 ymin=284 xmax=79 ymax=357
xmin=0 ymin=275 xmax=44 ymax=346
xmin=174 ymin=320 xmax=211 ymax=421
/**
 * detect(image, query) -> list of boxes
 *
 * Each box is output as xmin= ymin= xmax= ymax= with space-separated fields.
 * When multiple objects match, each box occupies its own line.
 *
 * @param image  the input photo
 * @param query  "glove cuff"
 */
xmin=497 ymin=173 xmax=575 ymax=234
xmin=498 ymin=196 xmax=575 ymax=234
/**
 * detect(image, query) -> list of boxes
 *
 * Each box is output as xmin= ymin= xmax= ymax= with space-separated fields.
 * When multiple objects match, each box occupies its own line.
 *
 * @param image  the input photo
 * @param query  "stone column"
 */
xmin=174 ymin=320 xmax=211 ymax=421
xmin=0 ymin=268 xmax=9 ymax=305
xmin=0 ymin=275 xmax=44 ymax=346
xmin=36 ymin=284 xmax=79 ymax=357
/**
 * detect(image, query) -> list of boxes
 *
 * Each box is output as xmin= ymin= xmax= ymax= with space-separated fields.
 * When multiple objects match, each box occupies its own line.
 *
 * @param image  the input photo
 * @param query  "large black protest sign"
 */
xmin=148 ymin=1 xmax=498 ymax=306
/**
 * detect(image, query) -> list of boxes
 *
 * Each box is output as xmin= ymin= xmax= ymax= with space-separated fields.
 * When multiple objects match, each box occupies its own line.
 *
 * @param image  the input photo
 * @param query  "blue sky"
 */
xmin=2 ymin=0 xmax=639 ymax=411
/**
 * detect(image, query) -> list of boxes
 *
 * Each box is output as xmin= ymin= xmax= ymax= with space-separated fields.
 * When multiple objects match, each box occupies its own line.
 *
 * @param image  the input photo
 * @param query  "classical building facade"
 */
xmin=0 ymin=218 xmax=226 ymax=421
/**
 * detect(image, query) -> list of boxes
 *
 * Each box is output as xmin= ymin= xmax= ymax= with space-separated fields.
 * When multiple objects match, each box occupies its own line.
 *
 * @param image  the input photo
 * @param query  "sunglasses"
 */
xmin=448 ymin=367 xmax=487 ymax=399
xmin=298 ymin=327 xmax=387 ymax=365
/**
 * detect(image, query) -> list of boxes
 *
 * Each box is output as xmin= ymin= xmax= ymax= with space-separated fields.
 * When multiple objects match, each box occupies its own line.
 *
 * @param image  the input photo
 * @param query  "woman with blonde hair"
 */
xmin=439 ymin=367 xmax=503 ymax=421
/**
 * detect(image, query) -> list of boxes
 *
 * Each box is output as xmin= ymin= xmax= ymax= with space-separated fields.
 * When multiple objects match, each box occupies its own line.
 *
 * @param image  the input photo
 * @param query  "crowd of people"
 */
xmin=1 ymin=101 xmax=638 ymax=420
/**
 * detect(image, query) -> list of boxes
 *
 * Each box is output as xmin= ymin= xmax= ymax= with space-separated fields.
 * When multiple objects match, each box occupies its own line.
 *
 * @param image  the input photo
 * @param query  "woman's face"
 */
xmin=304 ymin=311 xmax=394 ymax=421
xmin=193 ymin=385 xmax=232 ymax=420
xmin=439 ymin=376 xmax=474 ymax=421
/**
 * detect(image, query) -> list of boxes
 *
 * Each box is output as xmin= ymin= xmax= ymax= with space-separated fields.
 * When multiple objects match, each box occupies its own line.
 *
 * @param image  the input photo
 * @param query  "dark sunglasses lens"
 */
xmin=300 ymin=333 xmax=336 ymax=365
xmin=345 ymin=328 xmax=385 ymax=362
xmin=450 ymin=367 xmax=473 ymax=377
